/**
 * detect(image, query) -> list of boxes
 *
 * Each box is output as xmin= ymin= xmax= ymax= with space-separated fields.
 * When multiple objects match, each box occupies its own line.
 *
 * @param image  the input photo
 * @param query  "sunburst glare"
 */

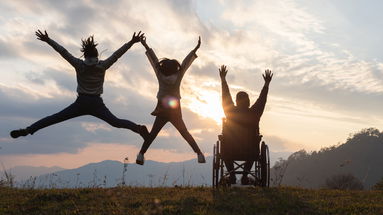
xmin=186 ymin=90 xmax=225 ymax=125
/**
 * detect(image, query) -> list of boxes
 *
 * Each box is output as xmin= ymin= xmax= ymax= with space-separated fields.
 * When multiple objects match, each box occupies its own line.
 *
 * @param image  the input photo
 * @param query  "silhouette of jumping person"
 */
xmin=10 ymin=30 xmax=149 ymax=140
xmin=219 ymin=65 xmax=272 ymax=185
xmin=136 ymin=36 xmax=205 ymax=165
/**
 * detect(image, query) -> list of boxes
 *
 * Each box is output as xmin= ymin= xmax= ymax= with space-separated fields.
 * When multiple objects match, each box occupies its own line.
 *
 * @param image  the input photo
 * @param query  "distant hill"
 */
xmin=7 ymin=128 xmax=383 ymax=189
xmin=28 ymin=158 xmax=213 ymax=188
xmin=273 ymin=128 xmax=383 ymax=189
xmin=13 ymin=150 xmax=290 ymax=188
xmin=7 ymin=166 xmax=65 ymax=181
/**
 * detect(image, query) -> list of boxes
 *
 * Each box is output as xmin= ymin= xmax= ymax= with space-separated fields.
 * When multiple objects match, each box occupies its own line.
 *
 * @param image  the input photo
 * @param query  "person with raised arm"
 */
xmin=10 ymin=30 xmax=149 ymax=140
xmin=219 ymin=65 xmax=273 ymax=185
xmin=136 ymin=36 xmax=205 ymax=165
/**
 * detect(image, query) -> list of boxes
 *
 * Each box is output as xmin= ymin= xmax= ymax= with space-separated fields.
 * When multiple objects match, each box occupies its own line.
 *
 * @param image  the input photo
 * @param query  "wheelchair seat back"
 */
xmin=220 ymin=118 xmax=261 ymax=161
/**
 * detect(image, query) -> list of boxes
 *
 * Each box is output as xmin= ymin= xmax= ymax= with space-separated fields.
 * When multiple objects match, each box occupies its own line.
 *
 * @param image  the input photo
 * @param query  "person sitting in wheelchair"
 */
xmin=219 ymin=65 xmax=272 ymax=185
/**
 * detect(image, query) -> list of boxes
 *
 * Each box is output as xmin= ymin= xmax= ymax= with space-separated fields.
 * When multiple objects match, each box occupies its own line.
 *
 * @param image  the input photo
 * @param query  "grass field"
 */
xmin=0 ymin=186 xmax=382 ymax=215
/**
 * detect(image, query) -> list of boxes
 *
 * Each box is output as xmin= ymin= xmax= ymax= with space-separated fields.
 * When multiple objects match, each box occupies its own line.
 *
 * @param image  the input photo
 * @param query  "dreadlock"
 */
xmin=81 ymin=36 xmax=98 ymax=58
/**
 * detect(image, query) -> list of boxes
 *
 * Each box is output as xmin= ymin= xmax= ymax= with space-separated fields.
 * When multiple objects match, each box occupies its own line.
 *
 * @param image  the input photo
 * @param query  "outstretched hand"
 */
xmin=194 ymin=36 xmax=201 ymax=51
xmin=131 ymin=31 xmax=144 ymax=43
xmin=263 ymin=69 xmax=273 ymax=84
xmin=35 ymin=30 xmax=49 ymax=42
xmin=219 ymin=65 xmax=228 ymax=80
xmin=140 ymin=35 xmax=149 ymax=49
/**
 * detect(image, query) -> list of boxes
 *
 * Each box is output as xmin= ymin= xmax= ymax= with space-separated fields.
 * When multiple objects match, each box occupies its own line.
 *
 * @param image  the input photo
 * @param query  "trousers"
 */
xmin=139 ymin=116 xmax=201 ymax=154
xmin=28 ymin=94 xmax=139 ymax=134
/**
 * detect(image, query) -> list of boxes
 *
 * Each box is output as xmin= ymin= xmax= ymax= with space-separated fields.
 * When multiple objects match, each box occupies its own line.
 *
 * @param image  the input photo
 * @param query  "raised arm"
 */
xmin=35 ymin=30 xmax=81 ymax=68
xmin=220 ymin=65 xmax=234 ymax=115
xmin=141 ymin=36 xmax=161 ymax=76
xmin=180 ymin=36 xmax=200 ymax=75
xmin=101 ymin=31 xmax=144 ymax=70
xmin=251 ymin=69 xmax=273 ymax=117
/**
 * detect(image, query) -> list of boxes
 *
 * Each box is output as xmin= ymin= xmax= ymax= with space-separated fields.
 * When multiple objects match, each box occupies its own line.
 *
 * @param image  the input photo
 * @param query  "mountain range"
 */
xmin=6 ymin=128 xmax=382 ymax=189
xmin=10 ymin=151 xmax=290 ymax=188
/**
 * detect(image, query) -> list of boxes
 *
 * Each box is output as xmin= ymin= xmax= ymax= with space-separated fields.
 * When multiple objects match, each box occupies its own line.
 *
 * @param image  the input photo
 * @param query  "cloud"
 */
xmin=263 ymin=135 xmax=298 ymax=152
xmin=1 ymin=0 xmax=383 ymax=168
xmin=0 ymin=39 xmax=18 ymax=59
xmin=0 ymin=81 xmax=218 ymax=156
xmin=24 ymin=68 xmax=76 ymax=93
xmin=0 ymin=0 xmax=225 ymax=163
xmin=213 ymin=0 xmax=383 ymax=96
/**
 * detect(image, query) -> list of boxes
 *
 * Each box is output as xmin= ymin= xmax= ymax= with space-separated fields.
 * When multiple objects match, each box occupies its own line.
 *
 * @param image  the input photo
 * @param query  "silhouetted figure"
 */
xmin=10 ymin=30 xmax=149 ymax=140
xmin=219 ymin=65 xmax=272 ymax=185
xmin=136 ymin=36 xmax=205 ymax=165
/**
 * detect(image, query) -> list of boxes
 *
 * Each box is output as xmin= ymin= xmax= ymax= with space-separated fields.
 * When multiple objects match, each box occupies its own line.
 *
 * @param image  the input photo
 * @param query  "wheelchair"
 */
xmin=212 ymin=118 xmax=270 ymax=188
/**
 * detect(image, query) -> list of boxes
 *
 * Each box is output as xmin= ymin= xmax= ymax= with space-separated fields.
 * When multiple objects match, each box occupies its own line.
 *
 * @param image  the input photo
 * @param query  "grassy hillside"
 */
xmin=0 ymin=187 xmax=382 ymax=215
xmin=273 ymin=128 xmax=383 ymax=189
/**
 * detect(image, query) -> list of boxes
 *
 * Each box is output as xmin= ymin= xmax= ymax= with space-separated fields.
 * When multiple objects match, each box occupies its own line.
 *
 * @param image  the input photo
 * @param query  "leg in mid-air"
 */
xmin=170 ymin=116 xmax=205 ymax=163
xmin=136 ymin=116 xmax=168 ymax=165
xmin=10 ymin=100 xmax=84 ymax=138
xmin=90 ymin=98 xmax=149 ymax=139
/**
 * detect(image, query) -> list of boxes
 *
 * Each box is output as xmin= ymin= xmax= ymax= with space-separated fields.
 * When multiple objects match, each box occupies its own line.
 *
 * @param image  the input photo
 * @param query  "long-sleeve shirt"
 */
xmin=145 ymin=48 xmax=197 ymax=99
xmin=221 ymin=79 xmax=269 ymax=135
xmin=47 ymin=38 xmax=133 ymax=95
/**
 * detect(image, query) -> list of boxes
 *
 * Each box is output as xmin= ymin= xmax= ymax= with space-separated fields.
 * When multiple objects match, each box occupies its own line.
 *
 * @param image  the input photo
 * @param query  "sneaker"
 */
xmin=136 ymin=153 xmax=144 ymax=165
xmin=197 ymin=153 xmax=206 ymax=163
xmin=138 ymin=125 xmax=149 ymax=141
xmin=10 ymin=128 xmax=29 ymax=139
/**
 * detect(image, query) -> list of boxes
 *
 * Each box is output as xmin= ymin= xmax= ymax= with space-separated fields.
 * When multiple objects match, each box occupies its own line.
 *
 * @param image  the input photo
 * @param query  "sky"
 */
xmin=0 ymin=0 xmax=382 ymax=169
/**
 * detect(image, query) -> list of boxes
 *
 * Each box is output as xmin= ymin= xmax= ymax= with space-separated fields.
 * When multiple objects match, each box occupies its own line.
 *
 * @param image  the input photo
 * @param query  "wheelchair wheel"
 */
xmin=212 ymin=144 xmax=216 ymax=188
xmin=260 ymin=141 xmax=270 ymax=187
xmin=212 ymin=141 xmax=221 ymax=188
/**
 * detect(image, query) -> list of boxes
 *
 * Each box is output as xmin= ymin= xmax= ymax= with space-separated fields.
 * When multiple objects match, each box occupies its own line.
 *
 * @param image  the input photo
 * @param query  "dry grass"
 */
xmin=0 ymin=186 xmax=382 ymax=215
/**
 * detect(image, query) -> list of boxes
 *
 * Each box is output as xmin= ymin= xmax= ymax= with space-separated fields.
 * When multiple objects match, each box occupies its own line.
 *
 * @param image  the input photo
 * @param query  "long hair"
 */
xmin=158 ymin=58 xmax=181 ymax=76
xmin=81 ymin=36 xmax=98 ymax=58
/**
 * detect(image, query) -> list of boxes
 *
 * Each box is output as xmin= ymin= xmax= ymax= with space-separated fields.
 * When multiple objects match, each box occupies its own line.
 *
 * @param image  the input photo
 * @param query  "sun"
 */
xmin=186 ymin=90 xmax=225 ymax=125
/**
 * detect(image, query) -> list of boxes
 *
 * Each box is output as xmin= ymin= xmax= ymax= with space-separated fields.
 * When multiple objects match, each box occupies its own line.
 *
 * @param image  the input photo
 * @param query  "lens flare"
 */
xmin=168 ymin=99 xmax=178 ymax=108
xmin=161 ymin=96 xmax=179 ymax=109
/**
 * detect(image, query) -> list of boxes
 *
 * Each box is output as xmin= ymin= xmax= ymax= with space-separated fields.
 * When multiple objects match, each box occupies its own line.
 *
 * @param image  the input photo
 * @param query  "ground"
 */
xmin=0 ymin=186 xmax=382 ymax=215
